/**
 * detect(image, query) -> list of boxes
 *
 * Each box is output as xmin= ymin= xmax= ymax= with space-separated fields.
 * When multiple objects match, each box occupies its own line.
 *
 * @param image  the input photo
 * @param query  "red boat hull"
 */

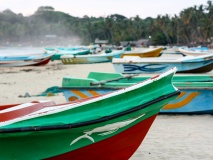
xmin=47 ymin=114 xmax=157 ymax=160
xmin=34 ymin=57 xmax=51 ymax=66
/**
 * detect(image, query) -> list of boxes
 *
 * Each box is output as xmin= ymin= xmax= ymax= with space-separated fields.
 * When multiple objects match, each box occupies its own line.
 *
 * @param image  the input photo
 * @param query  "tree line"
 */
xmin=0 ymin=1 xmax=212 ymax=47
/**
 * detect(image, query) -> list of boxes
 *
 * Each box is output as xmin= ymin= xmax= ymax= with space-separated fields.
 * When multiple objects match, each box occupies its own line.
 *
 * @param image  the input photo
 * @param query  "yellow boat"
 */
xmin=121 ymin=47 xmax=163 ymax=58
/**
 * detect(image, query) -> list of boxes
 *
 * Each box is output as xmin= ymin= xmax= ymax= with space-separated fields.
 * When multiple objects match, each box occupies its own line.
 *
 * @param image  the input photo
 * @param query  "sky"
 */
xmin=0 ymin=0 xmax=210 ymax=18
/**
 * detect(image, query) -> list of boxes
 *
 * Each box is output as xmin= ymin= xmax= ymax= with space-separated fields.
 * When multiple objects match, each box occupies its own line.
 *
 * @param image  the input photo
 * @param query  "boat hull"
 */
xmin=0 ymin=54 xmax=53 ymax=67
xmin=61 ymin=56 xmax=114 ymax=64
xmin=161 ymin=89 xmax=213 ymax=114
xmin=121 ymin=47 xmax=162 ymax=58
xmin=0 ymin=98 xmax=175 ymax=160
xmin=179 ymin=48 xmax=212 ymax=57
xmin=113 ymin=60 xmax=213 ymax=74
xmin=61 ymin=50 xmax=124 ymax=64
xmin=47 ymin=114 xmax=157 ymax=160
xmin=51 ymin=50 xmax=90 ymax=61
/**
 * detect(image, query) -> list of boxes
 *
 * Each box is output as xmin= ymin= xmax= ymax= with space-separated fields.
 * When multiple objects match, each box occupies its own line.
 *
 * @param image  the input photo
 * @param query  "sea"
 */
xmin=0 ymin=47 xmax=46 ymax=56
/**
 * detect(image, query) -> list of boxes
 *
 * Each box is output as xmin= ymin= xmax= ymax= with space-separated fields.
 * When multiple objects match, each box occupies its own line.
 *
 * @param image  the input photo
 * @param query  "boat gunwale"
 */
xmin=59 ymin=86 xmax=124 ymax=90
xmin=59 ymin=86 xmax=213 ymax=90
xmin=60 ymin=50 xmax=124 ymax=59
xmin=0 ymin=91 xmax=180 ymax=134
xmin=112 ymin=58 xmax=213 ymax=64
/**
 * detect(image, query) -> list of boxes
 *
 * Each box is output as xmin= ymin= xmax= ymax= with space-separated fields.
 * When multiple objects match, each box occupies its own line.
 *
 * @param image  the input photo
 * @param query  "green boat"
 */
xmin=61 ymin=71 xmax=213 ymax=114
xmin=0 ymin=68 xmax=179 ymax=160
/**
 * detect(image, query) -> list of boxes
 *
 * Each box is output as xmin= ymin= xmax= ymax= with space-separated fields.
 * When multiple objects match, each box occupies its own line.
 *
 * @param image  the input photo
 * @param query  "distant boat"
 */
xmin=45 ymin=45 xmax=98 ymax=53
xmin=0 ymin=68 xmax=179 ymax=159
xmin=162 ymin=46 xmax=183 ymax=54
xmin=179 ymin=47 xmax=212 ymax=56
xmin=112 ymin=54 xmax=213 ymax=74
xmin=50 ymin=49 xmax=91 ymax=61
xmin=61 ymin=50 xmax=124 ymax=64
xmin=0 ymin=53 xmax=54 ymax=67
xmin=60 ymin=71 xmax=213 ymax=114
xmin=121 ymin=47 xmax=163 ymax=58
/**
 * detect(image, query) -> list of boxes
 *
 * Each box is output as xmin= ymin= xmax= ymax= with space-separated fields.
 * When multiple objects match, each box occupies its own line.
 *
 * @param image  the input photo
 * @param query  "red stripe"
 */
xmin=34 ymin=57 xmax=51 ymax=66
xmin=0 ymin=94 xmax=108 ymax=122
xmin=0 ymin=101 xmax=55 ymax=122
xmin=0 ymin=104 xmax=21 ymax=111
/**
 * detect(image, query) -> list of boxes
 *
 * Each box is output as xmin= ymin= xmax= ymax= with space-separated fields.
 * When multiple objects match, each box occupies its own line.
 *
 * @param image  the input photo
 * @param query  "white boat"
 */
xmin=61 ymin=50 xmax=124 ymax=64
xmin=112 ymin=54 xmax=213 ymax=74
xmin=179 ymin=47 xmax=213 ymax=56
xmin=0 ymin=53 xmax=54 ymax=67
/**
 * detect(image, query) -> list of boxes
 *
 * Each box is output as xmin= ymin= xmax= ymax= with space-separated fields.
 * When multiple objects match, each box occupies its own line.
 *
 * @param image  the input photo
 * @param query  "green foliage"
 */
xmin=152 ymin=33 xmax=168 ymax=45
xmin=0 ymin=1 xmax=212 ymax=46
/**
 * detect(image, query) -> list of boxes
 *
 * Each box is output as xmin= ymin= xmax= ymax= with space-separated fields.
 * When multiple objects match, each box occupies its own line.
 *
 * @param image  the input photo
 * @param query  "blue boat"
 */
xmin=160 ymin=88 xmax=213 ymax=114
xmin=112 ymin=54 xmax=213 ymax=74
xmin=60 ymin=72 xmax=213 ymax=114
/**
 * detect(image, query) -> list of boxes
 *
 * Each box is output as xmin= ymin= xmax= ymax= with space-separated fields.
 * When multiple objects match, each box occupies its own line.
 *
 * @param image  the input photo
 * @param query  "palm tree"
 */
xmin=155 ymin=15 xmax=172 ymax=44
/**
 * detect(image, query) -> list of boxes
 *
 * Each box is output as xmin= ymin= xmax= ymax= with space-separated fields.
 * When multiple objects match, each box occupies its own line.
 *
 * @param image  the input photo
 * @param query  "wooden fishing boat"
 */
xmin=121 ymin=47 xmax=163 ymax=58
xmin=179 ymin=47 xmax=213 ymax=56
xmin=50 ymin=49 xmax=91 ymax=61
xmin=0 ymin=68 xmax=179 ymax=160
xmin=162 ymin=46 xmax=183 ymax=54
xmin=61 ymin=50 xmax=124 ymax=64
xmin=45 ymin=46 xmax=88 ymax=51
xmin=0 ymin=53 xmax=54 ymax=67
xmin=112 ymin=54 xmax=213 ymax=74
xmin=60 ymin=71 xmax=213 ymax=114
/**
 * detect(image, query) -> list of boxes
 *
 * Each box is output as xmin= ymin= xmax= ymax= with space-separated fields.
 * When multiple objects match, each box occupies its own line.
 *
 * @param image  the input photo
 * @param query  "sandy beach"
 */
xmin=1 ymin=58 xmax=213 ymax=160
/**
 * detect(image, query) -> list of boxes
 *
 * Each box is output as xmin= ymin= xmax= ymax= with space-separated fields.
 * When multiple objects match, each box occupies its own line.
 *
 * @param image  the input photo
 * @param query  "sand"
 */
xmin=1 ymin=60 xmax=213 ymax=160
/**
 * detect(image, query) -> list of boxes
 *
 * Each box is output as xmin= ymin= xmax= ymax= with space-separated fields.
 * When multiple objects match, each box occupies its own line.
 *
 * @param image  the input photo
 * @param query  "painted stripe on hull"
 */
xmin=162 ymin=92 xmax=200 ymax=110
xmin=46 ymin=114 xmax=157 ymax=160
xmin=0 ymin=104 xmax=20 ymax=111
xmin=66 ymin=89 xmax=106 ymax=101
xmin=87 ymin=90 xmax=99 ymax=96
xmin=0 ymin=101 xmax=56 ymax=122
xmin=71 ymin=90 xmax=88 ymax=98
